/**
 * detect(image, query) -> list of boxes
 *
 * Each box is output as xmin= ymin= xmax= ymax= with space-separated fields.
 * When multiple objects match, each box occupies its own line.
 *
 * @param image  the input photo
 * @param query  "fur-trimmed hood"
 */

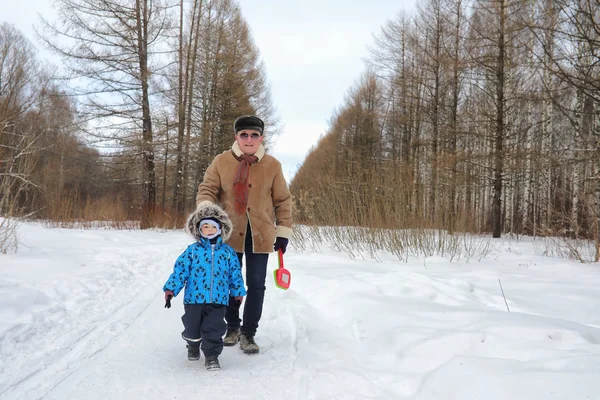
xmin=186 ymin=203 xmax=233 ymax=242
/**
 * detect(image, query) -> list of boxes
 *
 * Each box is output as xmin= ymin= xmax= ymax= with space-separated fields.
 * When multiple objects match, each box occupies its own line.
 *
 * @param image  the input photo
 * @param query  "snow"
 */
xmin=1 ymin=221 xmax=600 ymax=400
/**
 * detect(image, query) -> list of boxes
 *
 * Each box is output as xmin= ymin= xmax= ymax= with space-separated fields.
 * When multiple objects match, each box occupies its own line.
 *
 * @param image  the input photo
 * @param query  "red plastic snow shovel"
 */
xmin=274 ymin=249 xmax=291 ymax=290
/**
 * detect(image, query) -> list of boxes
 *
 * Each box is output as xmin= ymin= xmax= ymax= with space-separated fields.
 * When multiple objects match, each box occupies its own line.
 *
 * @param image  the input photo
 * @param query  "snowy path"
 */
xmin=2 ymin=223 xmax=600 ymax=399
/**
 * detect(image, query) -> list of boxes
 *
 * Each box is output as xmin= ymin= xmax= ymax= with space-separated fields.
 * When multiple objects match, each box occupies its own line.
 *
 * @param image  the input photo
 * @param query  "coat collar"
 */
xmin=232 ymin=141 xmax=265 ymax=162
xmin=198 ymin=236 xmax=223 ymax=249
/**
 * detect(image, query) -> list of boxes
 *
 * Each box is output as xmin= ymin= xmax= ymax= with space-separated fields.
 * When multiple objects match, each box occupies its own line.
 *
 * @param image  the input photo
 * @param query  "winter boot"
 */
xmin=187 ymin=344 xmax=200 ymax=361
xmin=205 ymin=356 xmax=221 ymax=371
xmin=223 ymin=328 xmax=241 ymax=346
xmin=239 ymin=333 xmax=259 ymax=354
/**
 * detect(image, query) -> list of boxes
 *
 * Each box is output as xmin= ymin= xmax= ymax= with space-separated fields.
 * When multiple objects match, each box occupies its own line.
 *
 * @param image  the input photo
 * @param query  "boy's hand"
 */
xmin=234 ymin=296 xmax=244 ymax=303
xmin=164 ymin=290 xmax=174 ymax=308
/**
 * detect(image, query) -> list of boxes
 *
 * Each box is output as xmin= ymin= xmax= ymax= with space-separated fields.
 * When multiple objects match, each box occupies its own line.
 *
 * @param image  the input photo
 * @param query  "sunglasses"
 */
xmin=238 ymin=132 xmax=262 ymax=140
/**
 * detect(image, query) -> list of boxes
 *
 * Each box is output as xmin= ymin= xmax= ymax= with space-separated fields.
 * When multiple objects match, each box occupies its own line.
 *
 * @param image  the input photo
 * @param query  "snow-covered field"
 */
xmin=1 ymin=221 xmax=600 ymax=400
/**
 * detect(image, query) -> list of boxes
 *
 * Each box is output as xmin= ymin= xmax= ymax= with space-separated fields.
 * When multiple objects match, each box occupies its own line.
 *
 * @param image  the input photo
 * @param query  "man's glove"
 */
xmin=164 ymin=290 xmax=174 ymax=308
xmin=273 ymin=237 xmax=289 ymax=254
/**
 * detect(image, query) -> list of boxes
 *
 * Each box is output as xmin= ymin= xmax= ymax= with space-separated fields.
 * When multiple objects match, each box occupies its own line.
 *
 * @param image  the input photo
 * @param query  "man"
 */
xmin=195 ymin=115 xmax=293 ymax=354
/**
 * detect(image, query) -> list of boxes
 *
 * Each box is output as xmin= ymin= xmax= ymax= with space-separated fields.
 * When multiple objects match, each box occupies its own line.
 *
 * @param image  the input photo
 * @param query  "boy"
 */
xmin=163 ymin=203 xmax=246 ymax=370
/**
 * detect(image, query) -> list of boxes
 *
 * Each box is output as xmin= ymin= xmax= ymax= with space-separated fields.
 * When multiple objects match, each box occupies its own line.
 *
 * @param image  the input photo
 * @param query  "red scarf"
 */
xmin=233 ymin=153 xmax=258 ymax=215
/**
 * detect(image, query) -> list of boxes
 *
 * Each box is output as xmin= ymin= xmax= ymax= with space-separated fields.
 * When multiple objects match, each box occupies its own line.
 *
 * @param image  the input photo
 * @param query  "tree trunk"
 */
xmin=136 ymin=0 xmax=156 ymax=229
xmin=162 ymin=119 xmax=169 ymax=211
xmin=173 ymin=0 xmax=186 ymax=214
xmin=448 ymin=0 xmax=463 ymax=233
xmin=181 ymin=0 xmax=204 ymax=211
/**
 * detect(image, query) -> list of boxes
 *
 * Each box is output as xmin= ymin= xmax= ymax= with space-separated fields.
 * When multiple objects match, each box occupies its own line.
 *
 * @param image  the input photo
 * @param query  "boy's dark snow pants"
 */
xmin=181 ymin=303 xmax=226 ymax=358
xmin=225 ymin=223 xmax=268 ymax=337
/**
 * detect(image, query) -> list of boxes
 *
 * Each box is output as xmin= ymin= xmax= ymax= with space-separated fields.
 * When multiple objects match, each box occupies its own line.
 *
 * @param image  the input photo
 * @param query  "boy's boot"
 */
xmin=187 ymin=344 xmax=200 ymax=361
xmin=223 ymin=328 xmax=241 ymax=346
xmin=205 ymin=356 xmax=221 ymax=371
xmin=239 ymin=333 xmax=259 ymax=354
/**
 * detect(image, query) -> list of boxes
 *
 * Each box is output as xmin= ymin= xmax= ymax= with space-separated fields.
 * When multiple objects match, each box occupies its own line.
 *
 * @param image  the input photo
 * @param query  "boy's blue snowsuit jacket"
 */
xmin=163 ymin=203 xmax=246 ymax=305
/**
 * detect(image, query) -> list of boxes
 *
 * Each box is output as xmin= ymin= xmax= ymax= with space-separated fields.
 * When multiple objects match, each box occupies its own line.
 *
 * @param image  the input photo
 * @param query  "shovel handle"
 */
xmin=278 ymin=248 xmax=284 ymax=269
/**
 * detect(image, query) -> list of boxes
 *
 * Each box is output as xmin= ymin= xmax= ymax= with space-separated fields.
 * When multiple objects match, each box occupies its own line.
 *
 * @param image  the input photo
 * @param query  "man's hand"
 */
xmin=234 ymin=296 xmax=244 ymax=303
xmin=164 ymin=290 xmax=174 ymax=308
xmin=273 ymin=237 xmax=289 ymax=254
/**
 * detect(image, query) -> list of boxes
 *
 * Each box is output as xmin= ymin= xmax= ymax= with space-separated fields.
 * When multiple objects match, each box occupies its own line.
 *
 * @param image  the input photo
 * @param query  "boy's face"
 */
xmin=200 ymin=223 xmax=218 ymax=237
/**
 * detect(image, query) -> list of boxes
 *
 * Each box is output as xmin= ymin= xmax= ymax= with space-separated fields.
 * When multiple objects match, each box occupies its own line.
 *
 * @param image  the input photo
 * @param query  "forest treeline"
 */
xmin=292 ymin=0 xmax=599 ymax=256
xmin=1 ymin=0 xmax=599 ymax=260
xmin=0 ymin=0 xmax=277 ymax=237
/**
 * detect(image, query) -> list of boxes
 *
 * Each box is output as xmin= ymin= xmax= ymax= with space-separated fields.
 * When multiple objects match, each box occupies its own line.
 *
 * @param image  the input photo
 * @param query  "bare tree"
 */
xmin=172 ymin=0 xmax=204 ymax=216
xmin=0 ymin=24 xmax=48 ymax=252
xmin=38 ymin=0 xmax=171 ymax=227
xmin=444 ymin=0 xmax=468 ymax=233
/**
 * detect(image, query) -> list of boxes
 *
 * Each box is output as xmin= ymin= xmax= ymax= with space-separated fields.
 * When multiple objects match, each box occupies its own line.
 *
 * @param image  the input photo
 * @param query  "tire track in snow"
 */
xmin=0 ymin=252 xmax=166 ymax=400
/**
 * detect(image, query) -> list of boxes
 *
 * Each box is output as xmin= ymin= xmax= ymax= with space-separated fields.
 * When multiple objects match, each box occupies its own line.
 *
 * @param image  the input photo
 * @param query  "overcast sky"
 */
xmin=3 ymin=0 xmax=416 ymax=181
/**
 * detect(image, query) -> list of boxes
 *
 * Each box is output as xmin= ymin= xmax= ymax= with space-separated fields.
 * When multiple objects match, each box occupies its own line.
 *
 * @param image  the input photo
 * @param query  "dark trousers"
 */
xmin=225 ymin=224 xmax=269 ymax=336
xmin=181 ymin=303 xmax=226 ymax=358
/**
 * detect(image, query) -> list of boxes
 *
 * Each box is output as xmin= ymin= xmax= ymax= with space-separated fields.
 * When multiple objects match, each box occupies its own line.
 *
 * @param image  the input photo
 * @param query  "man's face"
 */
xmin=235 ymin=129 xmax=263 ymax=155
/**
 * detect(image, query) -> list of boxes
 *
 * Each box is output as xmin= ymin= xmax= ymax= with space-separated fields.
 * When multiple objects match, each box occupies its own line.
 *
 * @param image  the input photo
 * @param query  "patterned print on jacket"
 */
xmin=163 ymin=236 xmax=246 ymax=305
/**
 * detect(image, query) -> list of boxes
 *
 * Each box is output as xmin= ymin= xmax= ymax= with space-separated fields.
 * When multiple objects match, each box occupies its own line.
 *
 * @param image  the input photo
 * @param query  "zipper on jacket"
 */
xmin=209 ymin=244 xmax=215 ymax=302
